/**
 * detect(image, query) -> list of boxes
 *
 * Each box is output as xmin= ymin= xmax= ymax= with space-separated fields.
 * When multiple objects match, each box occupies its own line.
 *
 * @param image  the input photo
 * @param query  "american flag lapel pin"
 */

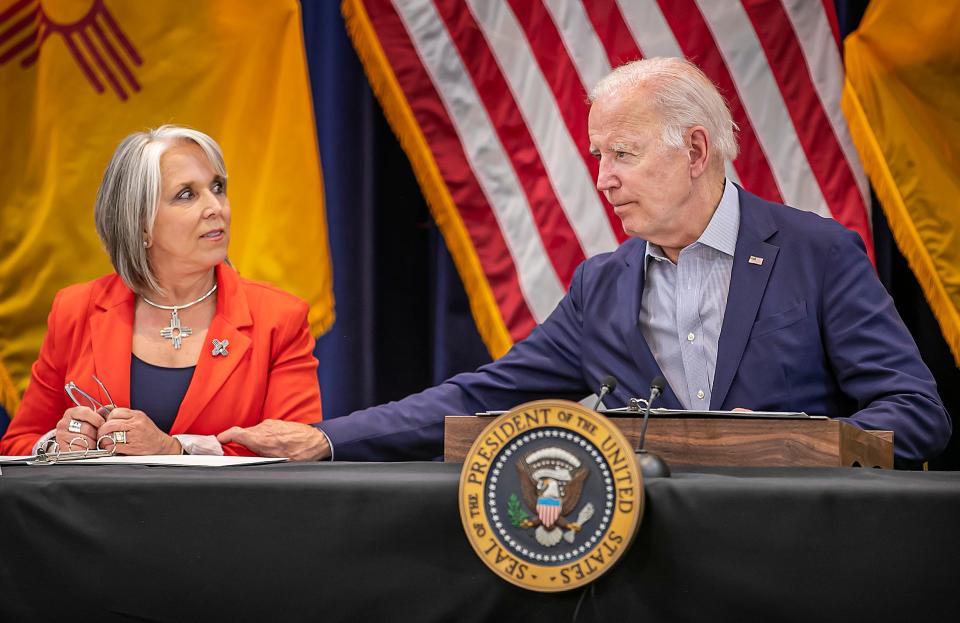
xmin=748 ymin=256 xmax=764 ymax=265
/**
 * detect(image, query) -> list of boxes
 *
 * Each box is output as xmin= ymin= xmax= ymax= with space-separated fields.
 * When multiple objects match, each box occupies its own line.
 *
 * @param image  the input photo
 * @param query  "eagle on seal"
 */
xmin=516 ymin=447 xmax=591 ymax=545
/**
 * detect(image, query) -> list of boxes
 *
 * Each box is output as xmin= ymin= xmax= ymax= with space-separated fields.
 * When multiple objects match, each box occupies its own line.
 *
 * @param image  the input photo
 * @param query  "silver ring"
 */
xmin=97 ymin=435 xmax=115 ymax=452
xmin=112 ymin=430 xmax=127 ymax=444
xmin=68 ymin=419 xmax=83 ymax=434
xmin=68 ymin=436 xmax=90 ymax=452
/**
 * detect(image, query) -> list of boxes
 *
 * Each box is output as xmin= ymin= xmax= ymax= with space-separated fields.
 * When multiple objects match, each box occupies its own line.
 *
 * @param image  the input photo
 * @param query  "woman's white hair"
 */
xmin=589 ymin=57 xmax=739 ymax=163
xmin=94 ymin=125 xmax=227 ymax=296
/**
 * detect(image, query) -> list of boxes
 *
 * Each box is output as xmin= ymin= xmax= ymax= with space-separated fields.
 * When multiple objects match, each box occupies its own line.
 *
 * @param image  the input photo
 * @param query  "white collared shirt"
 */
xmin=639 ymin=179 xmax=740 ymax=409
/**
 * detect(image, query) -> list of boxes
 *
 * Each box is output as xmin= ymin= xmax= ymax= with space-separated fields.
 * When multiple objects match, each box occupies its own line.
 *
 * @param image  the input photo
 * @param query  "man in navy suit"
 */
xmin=221 ymin=58 xmax=950 ymax=467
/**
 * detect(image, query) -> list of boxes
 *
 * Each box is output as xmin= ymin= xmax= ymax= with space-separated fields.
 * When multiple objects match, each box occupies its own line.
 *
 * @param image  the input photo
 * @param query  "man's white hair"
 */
xmin=589 ymin=57 xmax=739 ymax=163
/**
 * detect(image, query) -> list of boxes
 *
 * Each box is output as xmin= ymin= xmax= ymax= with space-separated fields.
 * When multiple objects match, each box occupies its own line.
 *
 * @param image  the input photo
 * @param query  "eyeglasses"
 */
xmin=29 ymin=376 xmax=121 ymax=464
xmin=64 ymin=376 xmax=116 ymax=412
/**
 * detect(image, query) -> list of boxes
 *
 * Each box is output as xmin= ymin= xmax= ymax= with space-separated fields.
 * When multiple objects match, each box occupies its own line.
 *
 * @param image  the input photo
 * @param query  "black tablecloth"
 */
xmin=1 ymin=463 xmax=958 ymax=622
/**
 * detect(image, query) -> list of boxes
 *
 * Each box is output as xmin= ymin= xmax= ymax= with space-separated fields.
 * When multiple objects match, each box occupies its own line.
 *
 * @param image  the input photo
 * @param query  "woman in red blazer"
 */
xmin=0 ymin=126 xmax=322 ymax=456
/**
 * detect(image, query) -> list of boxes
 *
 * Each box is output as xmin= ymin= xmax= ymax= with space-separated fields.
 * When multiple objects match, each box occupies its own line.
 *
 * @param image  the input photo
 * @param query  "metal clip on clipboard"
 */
xmin=27 ymin=436 xmax=120 ymax=465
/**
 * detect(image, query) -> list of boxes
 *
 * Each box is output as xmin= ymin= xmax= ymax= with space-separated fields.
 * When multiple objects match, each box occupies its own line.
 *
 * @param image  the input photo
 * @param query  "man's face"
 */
xmin=588 ymin=93 xmax=698 ymax=249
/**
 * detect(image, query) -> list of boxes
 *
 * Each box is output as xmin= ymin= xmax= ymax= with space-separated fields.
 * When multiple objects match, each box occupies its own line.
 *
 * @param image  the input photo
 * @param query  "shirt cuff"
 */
xmin=315 ymin=426 xmax=334 ymax=461
xmin=173 ymin=434 xmax=223 ymax=456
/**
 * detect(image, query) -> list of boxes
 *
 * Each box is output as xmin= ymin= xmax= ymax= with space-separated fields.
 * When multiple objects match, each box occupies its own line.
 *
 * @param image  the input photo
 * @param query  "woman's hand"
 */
xmin=98 ymin=408 xmax=182 ymax=455
xmin=55 ymin=406 xmax=107 ymax=452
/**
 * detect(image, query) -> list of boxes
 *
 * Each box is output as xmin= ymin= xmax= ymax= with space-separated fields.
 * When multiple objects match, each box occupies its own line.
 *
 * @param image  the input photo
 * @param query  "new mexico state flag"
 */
xmin=0 ymin=0 xmax=334 ymax=415
xmin=842 ymin=2 xmax=960 ymax=366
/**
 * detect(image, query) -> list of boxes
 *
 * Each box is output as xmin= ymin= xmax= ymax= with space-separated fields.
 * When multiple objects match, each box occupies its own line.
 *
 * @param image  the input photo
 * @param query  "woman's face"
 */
xmin=149 ymin=141 xmax=231 ymax=278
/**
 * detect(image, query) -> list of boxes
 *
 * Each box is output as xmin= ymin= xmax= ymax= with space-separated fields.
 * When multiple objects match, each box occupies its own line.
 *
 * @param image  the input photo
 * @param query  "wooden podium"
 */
xmin=444 ymin=415 xmax=894 ymax=468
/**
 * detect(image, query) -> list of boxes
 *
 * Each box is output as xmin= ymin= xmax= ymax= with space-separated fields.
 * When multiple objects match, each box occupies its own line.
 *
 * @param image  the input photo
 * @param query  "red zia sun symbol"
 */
xmin=0 ymin=0 xmax=143 ymax=100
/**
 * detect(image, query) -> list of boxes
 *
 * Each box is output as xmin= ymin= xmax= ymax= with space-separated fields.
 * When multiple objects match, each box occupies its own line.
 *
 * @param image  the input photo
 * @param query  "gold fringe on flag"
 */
xmin=842 ymin=80 xmax=960 ymax=367
xmin=341 ymin=0 xmax=512 ymax=358
xmin=0 ymin=362 xmax=21 ymax=418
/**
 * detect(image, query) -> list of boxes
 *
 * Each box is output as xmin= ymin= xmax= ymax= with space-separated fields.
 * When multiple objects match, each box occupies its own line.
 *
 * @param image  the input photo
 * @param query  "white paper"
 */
xmin=0 ymin=454 xmax=288 ymax=467
xmin=0 ymin=456 xmax=33 ymax=464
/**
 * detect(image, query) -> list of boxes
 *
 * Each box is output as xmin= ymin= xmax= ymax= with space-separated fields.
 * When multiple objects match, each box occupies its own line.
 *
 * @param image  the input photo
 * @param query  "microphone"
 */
xmin=592 ymin=375 xmax=618 ymax=411
xmin=636 ymin=376 xmax=670 ymax=478
xmin=636 ymin=376 xmax=664 ymax=452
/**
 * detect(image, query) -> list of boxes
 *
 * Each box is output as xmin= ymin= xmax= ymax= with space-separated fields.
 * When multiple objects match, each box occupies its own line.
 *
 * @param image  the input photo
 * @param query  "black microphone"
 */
xmin=592 ymin=375 xmax=618 ymax=411
xmin=636 ymin=376 xmax=670 ymax=478
xmin=637 ymin=376 xmax=665 ymax=451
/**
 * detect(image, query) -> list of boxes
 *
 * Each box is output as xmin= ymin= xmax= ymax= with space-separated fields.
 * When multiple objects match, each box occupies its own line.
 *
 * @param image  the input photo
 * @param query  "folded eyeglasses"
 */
xmin=28 ymin=376 xmax=120 ymax=464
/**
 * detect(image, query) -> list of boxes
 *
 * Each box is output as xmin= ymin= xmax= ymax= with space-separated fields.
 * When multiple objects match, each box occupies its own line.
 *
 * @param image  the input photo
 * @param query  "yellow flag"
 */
xmin=0 ymin=0 xmax=334 ymax=414
xmin=842 ymin=2 xmax=960 ymax=366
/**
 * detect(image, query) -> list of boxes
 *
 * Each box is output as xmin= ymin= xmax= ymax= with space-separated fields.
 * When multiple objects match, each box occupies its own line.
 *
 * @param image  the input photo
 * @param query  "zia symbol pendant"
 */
xmin=159 ymin=308 xmax=193 ymax=349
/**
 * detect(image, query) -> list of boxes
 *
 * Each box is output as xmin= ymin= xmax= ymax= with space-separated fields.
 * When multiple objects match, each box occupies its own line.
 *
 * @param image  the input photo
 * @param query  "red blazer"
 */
xmin=0 ymin=264 xmax=322 ymax=456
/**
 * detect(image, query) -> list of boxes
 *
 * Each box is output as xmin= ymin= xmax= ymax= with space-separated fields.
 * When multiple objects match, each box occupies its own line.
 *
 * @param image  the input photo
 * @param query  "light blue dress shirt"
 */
xmin=639 ymin=179 xmax=740 ymax=409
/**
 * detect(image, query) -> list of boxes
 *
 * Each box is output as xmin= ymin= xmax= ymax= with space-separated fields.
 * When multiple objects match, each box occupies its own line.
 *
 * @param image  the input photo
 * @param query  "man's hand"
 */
xmin=217 ymin=420 xmax=331 ymax=461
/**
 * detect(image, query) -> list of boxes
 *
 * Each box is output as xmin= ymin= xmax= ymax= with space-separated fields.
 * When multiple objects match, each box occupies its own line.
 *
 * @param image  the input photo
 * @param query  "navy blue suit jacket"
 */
xmin=320 ymin=188 xmax=951 ymax=465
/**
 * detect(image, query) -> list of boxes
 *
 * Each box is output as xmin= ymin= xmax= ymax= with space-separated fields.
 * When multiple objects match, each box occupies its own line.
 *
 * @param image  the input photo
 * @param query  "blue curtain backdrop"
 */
xmin=300 ymin=0 xmax=489 ymax=425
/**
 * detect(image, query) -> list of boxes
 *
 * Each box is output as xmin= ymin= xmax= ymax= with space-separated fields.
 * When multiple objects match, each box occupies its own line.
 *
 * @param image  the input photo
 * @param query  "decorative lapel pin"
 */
xmin=211 ymin=339 xmax=229 ymax=357
xmin=748 ymin=255 xmax=764 ymax=266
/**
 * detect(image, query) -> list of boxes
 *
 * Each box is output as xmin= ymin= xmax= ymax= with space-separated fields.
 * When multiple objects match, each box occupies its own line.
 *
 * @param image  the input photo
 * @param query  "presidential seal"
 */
xmin=458 ymin=400 xmax=643 ymax=592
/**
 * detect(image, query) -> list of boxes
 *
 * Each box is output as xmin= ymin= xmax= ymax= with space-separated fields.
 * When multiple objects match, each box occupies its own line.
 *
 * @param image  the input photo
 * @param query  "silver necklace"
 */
xmin=142 ymin=284 xmax=217 ymax=350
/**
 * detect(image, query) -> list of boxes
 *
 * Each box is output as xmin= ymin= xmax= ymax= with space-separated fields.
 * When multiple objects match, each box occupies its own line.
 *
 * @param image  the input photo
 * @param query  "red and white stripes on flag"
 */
xmin=343 ymin=0 xmax=871 ymax=359
xmin=537 ymin=499 xmax=562 ymax=528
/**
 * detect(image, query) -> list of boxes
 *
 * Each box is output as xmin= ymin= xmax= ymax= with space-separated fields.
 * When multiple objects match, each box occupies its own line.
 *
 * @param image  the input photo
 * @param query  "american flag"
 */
xmin=343 ymin=0 xmax=871 ymax=357
xmin=537 ymin=497 xmax=562 ymax=528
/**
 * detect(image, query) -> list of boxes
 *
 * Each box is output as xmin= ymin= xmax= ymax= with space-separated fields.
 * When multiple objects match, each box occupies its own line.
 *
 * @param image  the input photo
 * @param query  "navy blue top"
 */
xmin=130 ymin=354 xmax=196 ymax=434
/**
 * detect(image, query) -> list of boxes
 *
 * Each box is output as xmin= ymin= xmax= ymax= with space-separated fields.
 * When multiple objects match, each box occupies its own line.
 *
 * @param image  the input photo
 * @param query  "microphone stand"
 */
xmin=636 ymin=385 xmax=671 ymax=478
xmin=592 ymin=385 xmax=612 ymax=412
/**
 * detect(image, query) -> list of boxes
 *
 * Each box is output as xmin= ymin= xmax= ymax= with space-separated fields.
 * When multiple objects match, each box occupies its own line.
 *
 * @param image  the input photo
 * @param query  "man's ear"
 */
xmin=687 ymin=126 xmax=710 ymax=178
